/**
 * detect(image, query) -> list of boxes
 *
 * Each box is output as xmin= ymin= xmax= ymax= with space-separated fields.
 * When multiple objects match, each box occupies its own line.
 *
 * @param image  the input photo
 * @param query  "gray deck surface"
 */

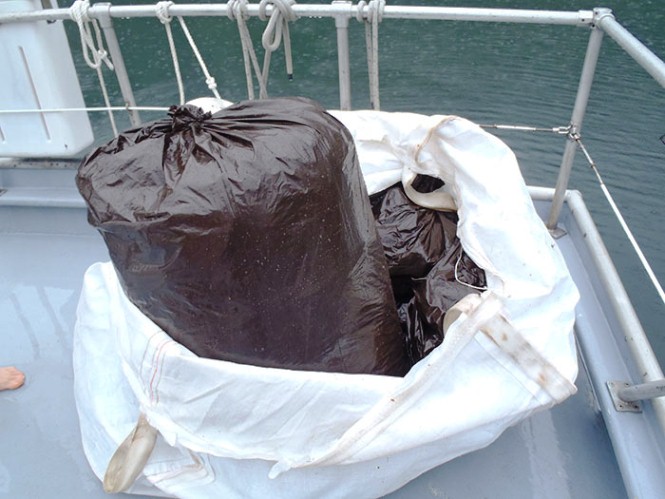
xmin=0 ymin=168 xmax=630 ymax=498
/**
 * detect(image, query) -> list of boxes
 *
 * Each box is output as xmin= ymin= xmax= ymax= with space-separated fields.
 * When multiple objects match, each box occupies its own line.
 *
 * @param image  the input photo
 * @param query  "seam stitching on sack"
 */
xmin=149 ymin=337 xmax=171 ymax=405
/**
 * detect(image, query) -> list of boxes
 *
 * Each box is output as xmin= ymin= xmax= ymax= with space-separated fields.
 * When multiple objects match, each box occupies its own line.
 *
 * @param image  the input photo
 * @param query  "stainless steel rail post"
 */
xmin=619 ymin=380 xmax=665 ymax=402
xmin=607 ymin=379 xmax=665 ymax=412
xmin=546 ymin=9 xmax=609 ymax=230
xmin=96 ymin=2 xmax=141 ymax=126
xmin=333 ymin=1 xmax=352 ymax=110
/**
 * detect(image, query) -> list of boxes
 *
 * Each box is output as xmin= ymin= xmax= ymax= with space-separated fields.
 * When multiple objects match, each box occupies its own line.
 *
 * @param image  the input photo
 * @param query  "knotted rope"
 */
xmin=155 ymin=1 xmax=223 ymax=102
xmin=258 ymin=0 xmax=297 ymax=88
xmin=228 ymin=0 xmax=269 ymax=99
xmin=70 ymin=0 xmax=118 ymax=135
xmin=156 ymin=1 xmax=185 ymax=105
xmin=70 ymin=0 xmax=114 ymax=71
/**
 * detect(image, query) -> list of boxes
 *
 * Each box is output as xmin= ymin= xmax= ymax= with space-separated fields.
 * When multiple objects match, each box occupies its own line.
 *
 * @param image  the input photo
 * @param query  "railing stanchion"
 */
xmin=96 ymin=2 xmax=141 ymax=126
xmin=333 ymin=1 xmax=352 ymax=110
xmin=547 ymin=9 xmax=609 ymax=230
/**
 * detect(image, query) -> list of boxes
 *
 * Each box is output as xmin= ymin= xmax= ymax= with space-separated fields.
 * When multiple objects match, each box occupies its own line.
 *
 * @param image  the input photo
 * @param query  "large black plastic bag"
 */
xmin=76 ymin=97 xmax=409 ymax=375
xmin=370 ymin=178 xmax=486 ymax=365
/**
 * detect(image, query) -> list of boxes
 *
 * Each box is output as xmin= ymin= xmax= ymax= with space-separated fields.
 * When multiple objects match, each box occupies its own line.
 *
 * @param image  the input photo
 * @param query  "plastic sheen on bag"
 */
xmin=370 ymin=178 xmax=486 ymax=364
xmin=76 ymin=97 xmax=409 ymax=376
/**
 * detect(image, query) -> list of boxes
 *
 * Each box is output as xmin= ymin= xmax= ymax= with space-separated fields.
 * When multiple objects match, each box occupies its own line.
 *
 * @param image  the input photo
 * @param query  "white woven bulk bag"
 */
xmin=74 ymin=111 xmax=579 ymax=499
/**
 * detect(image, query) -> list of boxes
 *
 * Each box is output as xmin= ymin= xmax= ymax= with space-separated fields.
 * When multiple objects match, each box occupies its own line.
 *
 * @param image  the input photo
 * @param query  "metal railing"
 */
xmin=2 ymin=3 xmax=664 ymax=201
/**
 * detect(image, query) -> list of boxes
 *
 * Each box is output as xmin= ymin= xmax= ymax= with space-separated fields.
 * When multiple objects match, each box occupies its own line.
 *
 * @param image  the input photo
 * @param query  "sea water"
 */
xmin=63 ymin=0 xmax=665 ymax=363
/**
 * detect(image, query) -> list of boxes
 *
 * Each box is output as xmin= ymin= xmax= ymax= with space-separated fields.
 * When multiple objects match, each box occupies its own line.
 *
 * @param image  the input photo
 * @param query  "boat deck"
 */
xmin=3 ymin=167 xmax=663 ymax=498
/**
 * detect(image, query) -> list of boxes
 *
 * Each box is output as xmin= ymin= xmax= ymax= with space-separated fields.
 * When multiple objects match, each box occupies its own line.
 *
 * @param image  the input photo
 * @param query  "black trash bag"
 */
xmin=370 ymin=178 xmax=486 ymax=365
xmin=77 ymin=97 xmax=409 ymax=376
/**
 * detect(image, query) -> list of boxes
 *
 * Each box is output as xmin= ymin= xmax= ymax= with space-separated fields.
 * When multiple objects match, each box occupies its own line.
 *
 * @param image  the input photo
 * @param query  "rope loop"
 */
xmin=156 ymin=1 xmax=174 ymax=24
xmin=69 ymin=0 xmax=118 ymax=135
xmin=258 ymin=0 xmax=297 ymax=80
xmin=229 ymin=0 xmax=268 ymax=99
xmin=259 ymin=0 xmax=297 ymax=51
xmin=258 ymin=0 xmax=297 ymax=23
xmin=157 ymin=1 xmax=185 ymax=104
xmin=355 ymin=0 xmax=366 ymax=23
xmin=69 ymin=0 xmax=90 ymax=23
xmin=367 ymin=0 xmax=385 ymax=24
xmin=356 ymin=0 xmax=384 ymax=24
xmin=69 ymin=0 xmax=114 ymax=71
xmin=227 ymin=0 xmax=249 ymax=21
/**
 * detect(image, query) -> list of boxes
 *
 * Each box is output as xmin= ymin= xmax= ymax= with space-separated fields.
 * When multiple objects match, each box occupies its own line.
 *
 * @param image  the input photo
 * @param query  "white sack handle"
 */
xmin=480 ymin=314 xmax=577 ymax=404
xmin=401 ymin=166 xmax=457 ymax=211
xmin=398 ymin=115 xmax=458 ymax=211
xmin=103 ymin=412 xmax=158 ymax=493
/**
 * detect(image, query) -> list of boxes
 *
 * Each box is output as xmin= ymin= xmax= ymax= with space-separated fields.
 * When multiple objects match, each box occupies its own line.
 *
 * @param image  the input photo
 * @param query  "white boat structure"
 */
xmin=1 ymin=1 xmax=665 ymax=498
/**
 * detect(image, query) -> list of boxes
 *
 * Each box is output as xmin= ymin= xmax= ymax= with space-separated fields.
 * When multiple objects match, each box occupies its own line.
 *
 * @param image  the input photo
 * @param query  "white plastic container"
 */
xmin=0 ymin=0 xmax=94 ymax=157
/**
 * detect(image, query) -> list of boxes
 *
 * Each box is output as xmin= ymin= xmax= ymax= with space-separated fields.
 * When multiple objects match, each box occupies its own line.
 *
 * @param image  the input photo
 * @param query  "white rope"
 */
xmin=370 ymin=0 xmax=383 ymax=110
xmin=573 ymin=134 xmax=665 ymax=305
xmin=95 ymin=68 xmax=118 ymax=136
xmin=173 ymin=15 xmax=223 ymax=100
xmin=357 ymin=0 xmax=384 ymax=110
xmin=70 ymin=0 xmax=118 ymax=136
xmin=69 ymin=0 xmax=114 ymax=71
xmin=156 ymin=1 xmax=185 ymax=105
xmin=454 ymin=250 xmax=488 ymax=291
xmin=228 ymin=0 xmax=268 ymax=99
xmin=258 ymin=0 xmax=297 ymax=88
